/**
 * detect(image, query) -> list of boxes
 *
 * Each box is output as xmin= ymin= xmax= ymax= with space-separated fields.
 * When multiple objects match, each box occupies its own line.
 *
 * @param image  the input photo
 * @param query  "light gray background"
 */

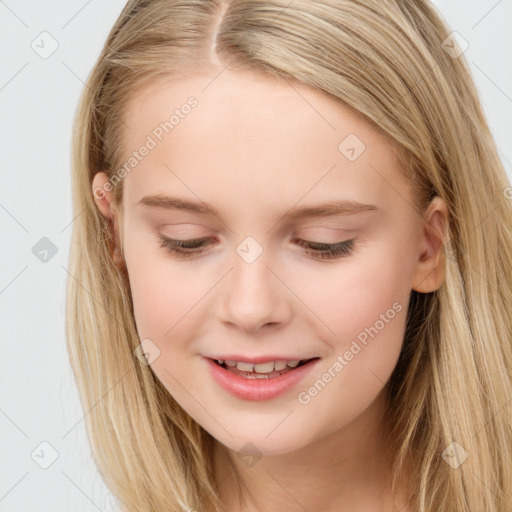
xmin=1 ymin=1 xmax=511 ymax=511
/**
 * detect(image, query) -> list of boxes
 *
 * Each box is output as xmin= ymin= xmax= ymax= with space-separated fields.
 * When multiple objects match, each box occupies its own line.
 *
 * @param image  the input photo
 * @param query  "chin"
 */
xmin=215 ymin=429 xmax=314 ymax=458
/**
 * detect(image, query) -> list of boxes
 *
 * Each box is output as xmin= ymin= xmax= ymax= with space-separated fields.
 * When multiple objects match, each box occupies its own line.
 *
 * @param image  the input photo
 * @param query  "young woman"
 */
xmin=66 ymin=1 xmax=512 ymax=510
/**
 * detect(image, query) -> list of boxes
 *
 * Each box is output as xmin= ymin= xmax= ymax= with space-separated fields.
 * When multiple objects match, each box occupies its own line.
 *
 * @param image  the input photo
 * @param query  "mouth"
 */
xmin=205 ymin=356 xmax=321 ymax=401
xmin=210 ymin=357 xmax=320 ymax=379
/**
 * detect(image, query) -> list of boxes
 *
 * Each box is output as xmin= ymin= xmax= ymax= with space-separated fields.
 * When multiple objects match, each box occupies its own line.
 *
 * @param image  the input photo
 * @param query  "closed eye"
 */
xmin=158 ymin=235 xmax=355 ymax=261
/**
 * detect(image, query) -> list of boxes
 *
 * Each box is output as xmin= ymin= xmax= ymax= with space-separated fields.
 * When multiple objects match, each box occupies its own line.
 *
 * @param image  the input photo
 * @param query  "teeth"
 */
xmin=254 ymin=361 xmax=275 ymax=373
xmin=236 ymin=361 xmax=254 ymax=372
xmin=220 ymin=359 xmax=308 ymax=373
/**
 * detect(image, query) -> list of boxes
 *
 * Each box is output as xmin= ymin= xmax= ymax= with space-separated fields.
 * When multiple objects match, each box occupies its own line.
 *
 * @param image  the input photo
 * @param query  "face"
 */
xmin=93 ymin=68 xmax=445 ymax=457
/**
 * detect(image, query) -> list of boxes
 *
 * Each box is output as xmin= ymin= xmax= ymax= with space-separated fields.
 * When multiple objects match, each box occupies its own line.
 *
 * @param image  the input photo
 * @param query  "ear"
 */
xmin=92 ymin=172 xmax=116 ymax=219
xmin=92 ymin=172 xmax=124 ymax=267
xmin=411 ymin=196 xmax=449 ymax=293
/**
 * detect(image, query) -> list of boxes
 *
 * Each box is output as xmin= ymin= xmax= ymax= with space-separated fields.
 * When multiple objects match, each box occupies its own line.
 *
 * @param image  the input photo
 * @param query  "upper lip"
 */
xmin=204 ymin=354 xmax=319 ymax=364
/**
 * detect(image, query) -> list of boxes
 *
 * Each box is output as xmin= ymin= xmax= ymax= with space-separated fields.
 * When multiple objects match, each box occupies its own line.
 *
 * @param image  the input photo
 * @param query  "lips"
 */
xmin=205 ymin=356 xmax=321 ymax=401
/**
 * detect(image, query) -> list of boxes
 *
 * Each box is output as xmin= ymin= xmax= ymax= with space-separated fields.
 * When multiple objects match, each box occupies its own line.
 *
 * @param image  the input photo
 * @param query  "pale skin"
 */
xmin=92 ymin=68 xmax=448 ymax=512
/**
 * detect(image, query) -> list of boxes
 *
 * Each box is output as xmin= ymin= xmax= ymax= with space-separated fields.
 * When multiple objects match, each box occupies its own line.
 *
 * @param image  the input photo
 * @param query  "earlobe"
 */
xmin=411 ymin=196 xmax=449 ymax=293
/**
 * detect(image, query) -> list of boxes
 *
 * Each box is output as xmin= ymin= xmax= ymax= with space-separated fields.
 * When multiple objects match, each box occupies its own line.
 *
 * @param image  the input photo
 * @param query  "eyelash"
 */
xmin=158 ymin=235 xmax=355 ymax=261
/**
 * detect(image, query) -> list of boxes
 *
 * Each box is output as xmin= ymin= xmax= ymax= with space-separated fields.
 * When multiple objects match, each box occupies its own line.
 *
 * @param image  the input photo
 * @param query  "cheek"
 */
xmin=293 ymin=249 xmax=410 ymax=404
xmin=124 ymin=240 xmax=209 ymax=402
xmin=295 ymin=244 xmax=411 ymax=343
xmin=123 ymin=230 xmax=203 ymax=345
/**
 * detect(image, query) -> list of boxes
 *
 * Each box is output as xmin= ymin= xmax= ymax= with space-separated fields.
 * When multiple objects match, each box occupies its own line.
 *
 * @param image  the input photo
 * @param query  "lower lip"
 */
xmin=204 ymin=357 xmax=319 ymax=401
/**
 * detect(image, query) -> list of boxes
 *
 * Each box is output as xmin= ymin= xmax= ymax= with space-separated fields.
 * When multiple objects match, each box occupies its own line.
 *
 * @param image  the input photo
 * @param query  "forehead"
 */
xmin=119 ymin=69 xmax=409 ymax=215
xmin=122 ymin=69 xmax=389 ymax=153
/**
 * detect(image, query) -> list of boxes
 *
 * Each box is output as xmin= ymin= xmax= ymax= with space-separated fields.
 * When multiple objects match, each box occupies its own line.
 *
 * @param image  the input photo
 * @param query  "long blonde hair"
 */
xmin=66 ymin=1 xmax=512 ymax=510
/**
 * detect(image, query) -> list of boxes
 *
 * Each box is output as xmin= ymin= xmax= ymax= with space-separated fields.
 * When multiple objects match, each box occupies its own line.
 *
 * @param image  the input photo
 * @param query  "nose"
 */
xmin=217 ymin=250 xmax=292 ymax=334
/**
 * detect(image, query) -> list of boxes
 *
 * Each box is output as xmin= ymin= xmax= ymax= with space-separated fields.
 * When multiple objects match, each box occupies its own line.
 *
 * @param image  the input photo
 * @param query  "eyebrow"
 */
xmin=138 ymin=194 xmax=379 ymax=219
